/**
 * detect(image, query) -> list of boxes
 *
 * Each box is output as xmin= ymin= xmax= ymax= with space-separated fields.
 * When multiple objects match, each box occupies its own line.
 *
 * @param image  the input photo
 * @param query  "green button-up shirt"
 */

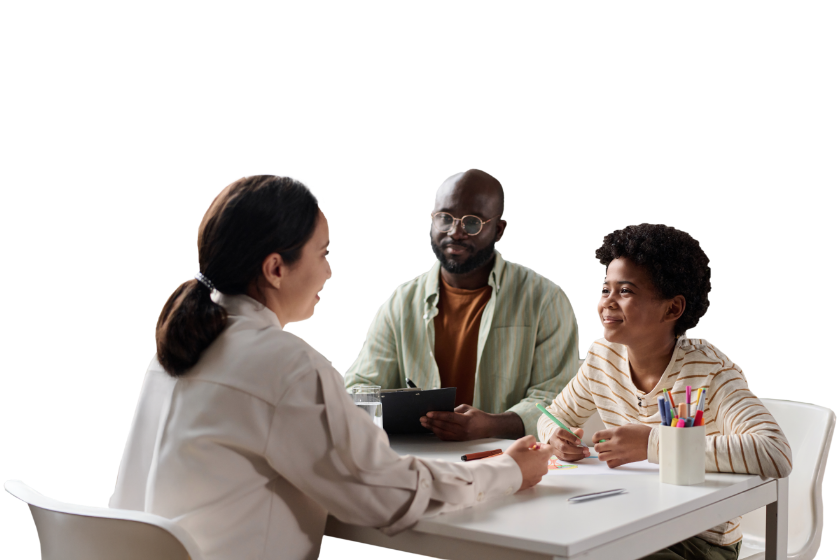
xmin=345 ymin=252 xmax=579 ymax=437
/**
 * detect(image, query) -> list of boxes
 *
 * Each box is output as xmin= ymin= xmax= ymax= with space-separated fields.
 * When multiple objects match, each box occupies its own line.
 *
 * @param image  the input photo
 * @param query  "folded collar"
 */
xmin=423 ymin=250 xmax=506 ymax=309
xmin=214 ymin=292 xmax=283 ymax=330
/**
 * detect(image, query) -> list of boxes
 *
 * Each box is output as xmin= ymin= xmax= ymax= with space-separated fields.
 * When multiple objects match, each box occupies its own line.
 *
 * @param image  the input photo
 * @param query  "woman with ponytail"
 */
xmin=110 ymin=175 xmax=551 ymax=560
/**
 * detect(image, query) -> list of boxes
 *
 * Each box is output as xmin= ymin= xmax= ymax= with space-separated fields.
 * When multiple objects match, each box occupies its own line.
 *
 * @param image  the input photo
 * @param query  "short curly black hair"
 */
xmin=595 ymin=224 xmax=711 ymax=337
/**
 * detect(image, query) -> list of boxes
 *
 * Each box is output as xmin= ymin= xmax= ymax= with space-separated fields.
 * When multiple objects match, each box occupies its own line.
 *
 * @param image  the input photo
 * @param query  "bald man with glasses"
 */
xmin=345 ymin=169 xmax=579 ymax=440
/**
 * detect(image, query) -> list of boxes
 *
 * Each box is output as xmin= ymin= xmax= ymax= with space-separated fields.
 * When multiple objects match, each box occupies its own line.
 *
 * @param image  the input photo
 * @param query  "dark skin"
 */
xmin=548 ymin=258 xmax=686 ymax=467
xmin=419 ymin=170 xmax=525 ymax=440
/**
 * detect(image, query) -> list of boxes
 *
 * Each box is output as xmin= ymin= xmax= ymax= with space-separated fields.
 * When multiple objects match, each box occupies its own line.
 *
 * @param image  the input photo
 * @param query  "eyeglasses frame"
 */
xmin=430 ymin=211 xmax=502 ymax=236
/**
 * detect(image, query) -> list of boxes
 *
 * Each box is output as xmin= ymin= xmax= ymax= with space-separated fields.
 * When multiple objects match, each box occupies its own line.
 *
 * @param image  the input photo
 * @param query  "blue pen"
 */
xmin=657 ymin=396 xmax=668 ymax=426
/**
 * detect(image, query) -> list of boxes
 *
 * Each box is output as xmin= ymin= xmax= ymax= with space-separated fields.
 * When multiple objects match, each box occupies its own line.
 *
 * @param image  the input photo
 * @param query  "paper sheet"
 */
xmin=547 ymin=452 xmax=660 ymax=475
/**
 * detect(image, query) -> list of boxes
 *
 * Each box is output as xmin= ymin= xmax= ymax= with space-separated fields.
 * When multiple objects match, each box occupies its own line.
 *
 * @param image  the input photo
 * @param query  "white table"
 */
xmin=325 ymin=435 xmax=788 ymax=560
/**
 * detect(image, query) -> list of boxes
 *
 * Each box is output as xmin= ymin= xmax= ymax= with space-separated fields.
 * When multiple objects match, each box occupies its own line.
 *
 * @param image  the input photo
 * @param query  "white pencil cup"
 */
xmin=659 ymin=426 xmax=705 ymax=486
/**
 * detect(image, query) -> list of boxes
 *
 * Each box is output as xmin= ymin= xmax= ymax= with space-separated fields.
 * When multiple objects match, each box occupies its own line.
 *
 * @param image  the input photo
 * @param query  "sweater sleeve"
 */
xmin=507 ymin=288 xmax=579 ymax=437
xmin=647 ymin=364 xmax=792 ymax=478
xmin=344 ymin=298 xmax=403 ymax=391
xmin=537 ymin=364 xmax=598 ymax=443
xmin=268 ymin=359 xmax=522 ymax=535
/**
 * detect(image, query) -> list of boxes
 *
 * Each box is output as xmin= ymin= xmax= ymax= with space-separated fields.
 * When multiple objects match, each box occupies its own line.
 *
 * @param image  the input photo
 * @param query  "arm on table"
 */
xmin=646 ymin=365 xmax=793 ymax=477
xmin=268 ymin=362 xmax=529 ymax=535
xmin=537 ymin=366 xmax=598 ymax=443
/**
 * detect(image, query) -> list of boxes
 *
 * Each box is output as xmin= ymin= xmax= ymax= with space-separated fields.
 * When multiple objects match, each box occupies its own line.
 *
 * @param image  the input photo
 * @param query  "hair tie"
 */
xmin=194 ymin=272 xmax=216 ymax=292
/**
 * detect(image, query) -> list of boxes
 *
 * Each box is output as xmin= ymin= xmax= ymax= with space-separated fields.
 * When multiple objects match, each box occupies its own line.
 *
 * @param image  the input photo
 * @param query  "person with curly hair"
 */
xmin=538 ymin=224 xmax=792 ymax=560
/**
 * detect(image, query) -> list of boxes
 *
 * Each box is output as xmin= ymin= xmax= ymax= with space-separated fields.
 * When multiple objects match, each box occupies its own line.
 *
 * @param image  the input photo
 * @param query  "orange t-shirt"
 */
xmin=433 ymin=276 xmax=493 ymax=407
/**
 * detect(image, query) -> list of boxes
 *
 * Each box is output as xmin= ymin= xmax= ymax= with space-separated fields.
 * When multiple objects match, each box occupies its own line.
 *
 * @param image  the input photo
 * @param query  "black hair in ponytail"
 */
xmin=156 ymin=175 xmax=320 ymax=376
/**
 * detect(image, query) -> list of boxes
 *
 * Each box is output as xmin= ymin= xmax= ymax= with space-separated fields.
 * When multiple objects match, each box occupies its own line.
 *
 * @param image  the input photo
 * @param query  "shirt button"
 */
xmin=420 ymin=479 xmax=430 ymax=489
xmin=477 ymin=492 xmax=485 ymax=502
xmin=505 ymin=487 xmax=513 ymax=495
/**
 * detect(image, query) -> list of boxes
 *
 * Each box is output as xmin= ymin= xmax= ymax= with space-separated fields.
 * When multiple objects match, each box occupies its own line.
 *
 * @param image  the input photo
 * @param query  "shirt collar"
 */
xmin=214 ymin=292 xmax=283 ymax=330
xmin=423 ymin=250 xmax=506 ymax=308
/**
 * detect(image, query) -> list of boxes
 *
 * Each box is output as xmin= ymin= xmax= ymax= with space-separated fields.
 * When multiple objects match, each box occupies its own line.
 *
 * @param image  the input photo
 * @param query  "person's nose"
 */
xmin=448 ymin=219 xmax=469 ymax=241
xmin=602 ymin=291 xmax=618 ymax=309
xmin=326 ymin=260 xmax=332 ymax=280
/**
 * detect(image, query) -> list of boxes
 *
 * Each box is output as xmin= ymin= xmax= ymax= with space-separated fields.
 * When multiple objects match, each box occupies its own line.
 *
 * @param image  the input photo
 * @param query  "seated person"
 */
xmin=539 ymin=223 xmax=792 ymax=560
xmin=345 ymin=169 xmax=579 ymax=440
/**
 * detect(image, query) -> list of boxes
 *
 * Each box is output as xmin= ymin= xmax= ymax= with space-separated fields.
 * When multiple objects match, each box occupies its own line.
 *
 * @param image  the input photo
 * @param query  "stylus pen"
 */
xmin=536 ymin=403 xmax=581 ymax=441
xmin=568 ymin=489 xmax=627 ymax=503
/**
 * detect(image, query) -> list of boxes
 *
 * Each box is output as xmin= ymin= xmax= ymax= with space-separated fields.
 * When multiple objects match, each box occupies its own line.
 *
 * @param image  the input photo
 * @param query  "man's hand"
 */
xmin=547 ymin=427 xmax=589 ymax=461
xmin=420 ymin=405 xmax=524 ymax=441
xmin=593 ymin=424 xmax=652 ymax=468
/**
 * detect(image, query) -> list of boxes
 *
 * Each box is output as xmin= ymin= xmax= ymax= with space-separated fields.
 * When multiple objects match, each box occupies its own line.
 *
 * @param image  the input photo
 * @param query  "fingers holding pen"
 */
xmin=548 ymin=427 xmax=588 ymax=461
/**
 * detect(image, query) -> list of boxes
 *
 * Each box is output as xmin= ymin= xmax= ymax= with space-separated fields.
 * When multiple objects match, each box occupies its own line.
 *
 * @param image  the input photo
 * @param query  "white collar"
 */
xmin=215 ymin=293 xmax=283 ymax=330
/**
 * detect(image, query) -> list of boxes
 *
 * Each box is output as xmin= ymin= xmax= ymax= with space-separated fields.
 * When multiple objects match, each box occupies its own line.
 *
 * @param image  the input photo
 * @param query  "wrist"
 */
xmin=489 ymin=412 xmax=525 ymax=439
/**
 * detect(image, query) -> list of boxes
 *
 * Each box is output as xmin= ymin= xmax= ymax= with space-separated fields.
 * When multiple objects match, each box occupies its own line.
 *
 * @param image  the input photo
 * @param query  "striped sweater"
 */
xmin=538 ymin=336 xmax=792 ymax=547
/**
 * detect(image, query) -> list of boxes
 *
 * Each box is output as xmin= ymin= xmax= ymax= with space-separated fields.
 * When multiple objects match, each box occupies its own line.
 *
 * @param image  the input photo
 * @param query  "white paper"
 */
xmin=547 ymin=451 xmax=660 ymax=476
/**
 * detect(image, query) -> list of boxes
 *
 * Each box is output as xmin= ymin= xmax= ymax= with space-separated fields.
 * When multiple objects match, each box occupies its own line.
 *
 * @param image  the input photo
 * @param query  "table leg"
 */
xmin=765 ymin=477 xmax=788 ymax=560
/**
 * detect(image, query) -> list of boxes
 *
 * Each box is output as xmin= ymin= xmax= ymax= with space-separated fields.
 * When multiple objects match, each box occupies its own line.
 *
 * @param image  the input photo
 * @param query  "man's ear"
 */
xmin=494 ymin=219 xmax=507 ymax=242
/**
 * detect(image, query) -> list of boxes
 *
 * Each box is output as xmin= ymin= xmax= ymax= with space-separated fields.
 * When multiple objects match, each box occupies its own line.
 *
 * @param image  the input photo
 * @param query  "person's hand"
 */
xmin=593 ymin=424 xmax=652 ymax=468
xmin=547 ymin=427 xmax=588 ymax=461
xmin=420 ymin=404 xmax=493 ymax=441
xmin=504 ymin=435 xmax=553 ymax=491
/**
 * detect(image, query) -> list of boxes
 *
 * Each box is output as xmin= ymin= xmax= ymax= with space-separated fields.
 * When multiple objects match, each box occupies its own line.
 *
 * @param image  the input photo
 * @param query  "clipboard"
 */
xmin=380 ymin=387 xmax=457 ymax=434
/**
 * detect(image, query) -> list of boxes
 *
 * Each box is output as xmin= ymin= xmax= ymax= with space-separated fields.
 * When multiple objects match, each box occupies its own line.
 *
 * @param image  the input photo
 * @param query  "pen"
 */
xmin=461 ymin=449 xmax=503 ymax=461
xmin=536 ymin=403 xmax=582 ymax=442
xmin=686 ymin=385 xmax=692 ymax=413
xmin=665 ymin=389 xmax=677 ymax=410
xmin=568 ymin=489 xmax=627 ymax=503
xmin=657 ymin=396 xmax=668 ymax=426
xmin=406 ymin=378 xmax=418 ymax=388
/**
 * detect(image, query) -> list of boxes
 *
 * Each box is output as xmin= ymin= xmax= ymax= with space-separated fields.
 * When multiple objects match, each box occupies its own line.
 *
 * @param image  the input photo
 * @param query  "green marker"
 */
xmin=536 ymin=403 xmax=581 ymax=441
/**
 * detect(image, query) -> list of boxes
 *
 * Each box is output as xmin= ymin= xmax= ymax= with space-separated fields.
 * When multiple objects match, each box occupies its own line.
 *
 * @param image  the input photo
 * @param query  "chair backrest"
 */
xmin=4 ymin=480 xmax=204 ymax=560
xmin=739 ymin=399 xmax=836 ymax=560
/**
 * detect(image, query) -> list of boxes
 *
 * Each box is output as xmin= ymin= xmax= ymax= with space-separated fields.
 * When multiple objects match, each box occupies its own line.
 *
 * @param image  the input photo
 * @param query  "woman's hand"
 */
xmin=593 ymin=424 xmax=652 ymax=468
xmin=504 ymin=435 xmax=553 ymax=490
xmin=547 ymin=427 xmax=588 ymax=461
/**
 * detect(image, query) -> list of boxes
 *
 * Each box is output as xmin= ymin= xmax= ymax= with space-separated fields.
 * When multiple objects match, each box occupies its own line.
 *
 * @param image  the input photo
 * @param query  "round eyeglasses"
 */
xmin=431 ymin=212 xmax=501 ymax=236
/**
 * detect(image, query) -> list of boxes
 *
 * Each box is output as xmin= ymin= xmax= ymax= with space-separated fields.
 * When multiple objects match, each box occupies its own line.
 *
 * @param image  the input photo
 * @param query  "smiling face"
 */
xmin=598 ymin=257 xmax=683 ymax=347
xmin=276 ymin=210 xmax=332 ymax=323
xmin=430 ymin=171 xmax=506 ymax=274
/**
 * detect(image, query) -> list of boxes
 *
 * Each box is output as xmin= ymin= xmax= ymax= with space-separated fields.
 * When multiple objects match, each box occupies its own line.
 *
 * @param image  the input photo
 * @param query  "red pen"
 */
xmin=461 ymin=449 xmax=504 ymax=461
xmin=694 ymin=409 xmax=705 ymax=426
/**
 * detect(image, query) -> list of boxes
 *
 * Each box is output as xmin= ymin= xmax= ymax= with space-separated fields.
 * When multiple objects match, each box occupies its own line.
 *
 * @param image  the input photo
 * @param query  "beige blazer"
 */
xmin=110 ymin=293 xmax=521 ymax=560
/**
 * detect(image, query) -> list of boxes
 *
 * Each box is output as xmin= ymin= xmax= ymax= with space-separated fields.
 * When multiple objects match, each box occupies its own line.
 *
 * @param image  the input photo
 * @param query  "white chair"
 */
xmin=576 ymin=396 xmax=835 ymax=560
xmin=4 ymin=480 xmax=204 ymax=560
xmin=738 ymin=399 xmax=835 ymax=560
